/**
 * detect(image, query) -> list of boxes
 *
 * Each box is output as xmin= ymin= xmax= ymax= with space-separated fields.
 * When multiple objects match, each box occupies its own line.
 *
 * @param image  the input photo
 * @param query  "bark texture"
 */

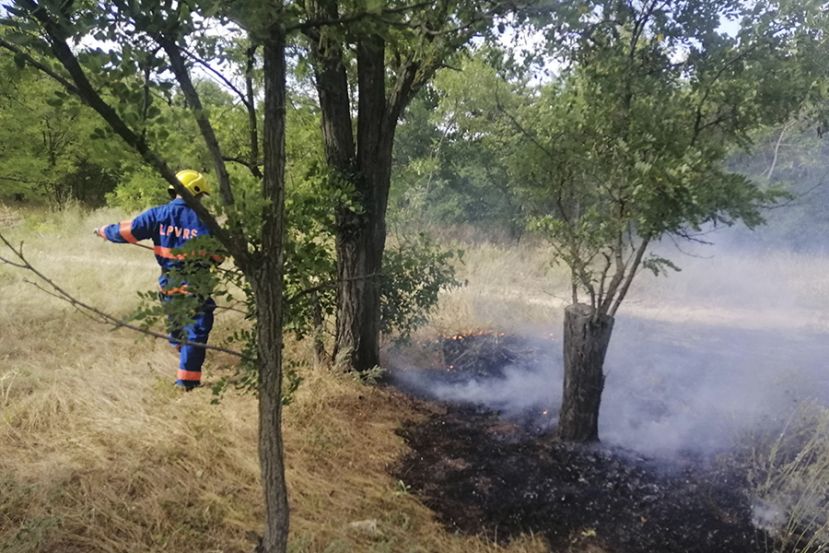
xmin=304 ymin=0 xmax=492 ymax=372
xmin=558 ymin=304 xmax=615 ymax=442
xmin=255 ymin=33 xmax=289 ymax=553
xmin=253 ymin=272 xmax=288 ymax=553
xmin=331 ymin=34 xmax=393 ymax=371
xmin=332 ymin=129 xmax=394 ymax=371
xmin=307 ymin=22 xmax=398 ymax=372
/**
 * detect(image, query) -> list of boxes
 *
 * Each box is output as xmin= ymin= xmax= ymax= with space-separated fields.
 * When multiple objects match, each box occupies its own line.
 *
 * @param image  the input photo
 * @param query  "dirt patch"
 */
xmin=388 ymin=333 xmax=771 ymax=553
xmin=393 ymin=407 xmax=765 ymax=553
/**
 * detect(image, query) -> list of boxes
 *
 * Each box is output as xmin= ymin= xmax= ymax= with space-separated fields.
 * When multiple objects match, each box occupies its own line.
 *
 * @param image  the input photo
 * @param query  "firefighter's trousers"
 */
xmin=164 ymin=296 xmax=216 ymax=389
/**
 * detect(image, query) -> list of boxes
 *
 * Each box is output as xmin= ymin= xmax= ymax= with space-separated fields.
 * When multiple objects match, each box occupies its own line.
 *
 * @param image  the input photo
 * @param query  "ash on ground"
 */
xmin=385 ymin=332 xmax=799 ymax=553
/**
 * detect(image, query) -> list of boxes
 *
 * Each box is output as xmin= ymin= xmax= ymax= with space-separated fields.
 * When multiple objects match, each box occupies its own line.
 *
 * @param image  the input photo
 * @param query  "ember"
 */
xmin=388 ymin=332 xmax=556 ymax=430
xmin=441 ymin=332 xmax=515 ymax=377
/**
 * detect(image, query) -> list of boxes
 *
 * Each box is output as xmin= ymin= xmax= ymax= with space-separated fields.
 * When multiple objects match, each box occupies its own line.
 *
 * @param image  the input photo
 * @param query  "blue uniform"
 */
xmin=98 ymin=198 xmax=219 ymax=389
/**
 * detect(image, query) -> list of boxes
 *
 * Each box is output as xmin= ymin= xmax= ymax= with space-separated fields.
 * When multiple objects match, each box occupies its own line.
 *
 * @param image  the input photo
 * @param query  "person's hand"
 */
xmin=92 ymin=227 xmax=100 ymax=237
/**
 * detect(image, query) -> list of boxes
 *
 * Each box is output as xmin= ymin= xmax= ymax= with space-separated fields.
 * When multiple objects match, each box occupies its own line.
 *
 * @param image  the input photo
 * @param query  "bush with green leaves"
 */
xmin=380 ymin=235 xmax=463 ymax=341
xmin=105 ymin=165 xmax=171 ymax=211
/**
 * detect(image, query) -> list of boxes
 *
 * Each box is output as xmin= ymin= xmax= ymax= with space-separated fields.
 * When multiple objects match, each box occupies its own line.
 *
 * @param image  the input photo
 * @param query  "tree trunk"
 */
xmin=254 ymin=32 xmax=289 ymax=553
xmin=333 ymin=204 xmax=385 ymax=371
xmin=252 ymin=272 xmax=289 ymax=553
xmin=332 ymin=34 xmax=394 ymax=373
xmin=332 ymin=137 xmax=393 ymax=373
xmin=312 ymin=293 xmax=326 ymax=367
xmin=557 ymin=303 xmax=614 ymax=442
xmin=308 ymin=21 xmax=421 ymax=373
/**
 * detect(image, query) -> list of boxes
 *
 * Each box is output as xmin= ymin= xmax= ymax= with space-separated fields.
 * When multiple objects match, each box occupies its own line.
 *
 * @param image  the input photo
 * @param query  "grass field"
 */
xmin=2 ymin=203 xmax=828 ymax=553
xmin=0 ymin=204 xmax=547 ymax=553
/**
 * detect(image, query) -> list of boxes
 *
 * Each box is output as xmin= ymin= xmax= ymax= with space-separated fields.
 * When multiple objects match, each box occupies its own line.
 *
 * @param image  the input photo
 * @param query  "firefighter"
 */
xmin=94 ymin=170 xmax=220 ymax=390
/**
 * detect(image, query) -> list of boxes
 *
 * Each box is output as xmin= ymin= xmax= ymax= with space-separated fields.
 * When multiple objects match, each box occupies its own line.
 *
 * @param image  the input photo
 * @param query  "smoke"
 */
xmin=600 ymin=316 xmax=825 ymax=456
xmin=391 ymin=347 xmax=555 ymax=420
xmin=388 ymin=230 xmax=829 ymax=459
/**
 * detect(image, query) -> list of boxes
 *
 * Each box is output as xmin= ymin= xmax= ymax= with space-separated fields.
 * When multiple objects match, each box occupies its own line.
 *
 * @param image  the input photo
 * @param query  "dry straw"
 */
xmin=0 ymin=204 xmax=545 ymax=553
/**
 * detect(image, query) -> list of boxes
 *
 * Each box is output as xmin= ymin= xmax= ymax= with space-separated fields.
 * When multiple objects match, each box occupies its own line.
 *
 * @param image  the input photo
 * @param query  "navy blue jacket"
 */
xmin=98 ymin=198 xmax=219 ymax=293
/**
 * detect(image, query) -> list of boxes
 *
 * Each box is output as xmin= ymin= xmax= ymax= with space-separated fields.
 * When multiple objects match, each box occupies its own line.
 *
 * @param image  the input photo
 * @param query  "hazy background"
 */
xmin=390 ymin=224 xmax=829 ymax=459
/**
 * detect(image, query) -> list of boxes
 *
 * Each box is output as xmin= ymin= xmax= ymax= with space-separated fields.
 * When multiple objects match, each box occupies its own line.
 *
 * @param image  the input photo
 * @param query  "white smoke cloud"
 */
xmin=389 ymin=230 xmax=829 ymax=459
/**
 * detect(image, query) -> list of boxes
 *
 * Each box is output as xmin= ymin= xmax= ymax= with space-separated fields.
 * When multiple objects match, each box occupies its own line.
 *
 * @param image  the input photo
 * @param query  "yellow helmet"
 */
xmin=169 ymin=170 xmax=210 ymax=197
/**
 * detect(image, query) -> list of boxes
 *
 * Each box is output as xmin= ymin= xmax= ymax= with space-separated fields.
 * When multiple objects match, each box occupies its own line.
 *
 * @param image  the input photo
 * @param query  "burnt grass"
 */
xmin=387 ymin=333 xmax=771 ymax=553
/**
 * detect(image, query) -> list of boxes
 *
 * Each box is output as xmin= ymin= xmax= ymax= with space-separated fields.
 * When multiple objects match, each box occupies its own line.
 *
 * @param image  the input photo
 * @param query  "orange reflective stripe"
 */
xmin=155 ymin=246 xmax=222 ymax=263
xmin=154 ymin=246 xmax=185 ymax=260
xmin=176 ymin=369 xmax=202 ymax=381
xmin=119 ymin=220 xmax=137 ymax=243
xmin=159 ymin=284 xmax=191 ymax=296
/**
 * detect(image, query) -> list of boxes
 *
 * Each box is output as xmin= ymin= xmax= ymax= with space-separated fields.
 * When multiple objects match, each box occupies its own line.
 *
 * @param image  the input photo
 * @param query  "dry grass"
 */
xmin=0 ymin=204 xmax=547 ymax=553
xmin=629 ymin=247 xmax=829 ymax=332
xmin=427 ymin=235 xmax=829 ymax=337
xmin=747 ymin=405 xmax=829 ymax=553
xmin=7 ymin=204 xmax=828 ymax=553
xmin=427 ymin=239 xmax=569 ymax=337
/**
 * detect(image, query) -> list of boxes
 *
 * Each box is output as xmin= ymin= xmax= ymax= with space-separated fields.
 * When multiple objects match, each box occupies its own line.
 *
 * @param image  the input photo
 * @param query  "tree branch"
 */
xmin=394 ymin=0 xmax=513 ymax=110
xmin=596 ymin=251 xmax=613 ymax=308
xmin=766 ymin=120 xmax=792 ymax=181
xmin=386 ymin=56 xmax=420 ymax=128
xmin=691 ymin=45 xmax=758 ymax=145
xmin=156 ymin=34 xmax=236 ymax=208
xmin=224 ymin=155 xmax=264 ymax=171
xmin=139 ymin=49 xmax=159 ymax=141
xmin=244 ymin=43 xmax=263 ymax=180
xmin=285 ymin=272 xmax=380 ymax=305
xmin=0 ymin=175 xmax=38 ymax=185
xmin=628 ymin=0 xmax=661 ymax=61
xmin=0 ymin=38 xmax=79 ymax=95
xmin=304 ymin=1 xmax=356 ymax=172
xmin=179 ymin=45 xmax=252 ymax=111
xmin=495 ymin=91 xmax=560 ymax=162
xmin=14 ymin=0 xmax=246 ymax=268
xmin=0 ymin=232 xmax=248 ymax=359
xmin=609 ymin=234 xmax=651 ymax=317
xmin=288 ymin=2 xmax=435 ymax=33
xmin=600 ymin=233 xmax=626 ymax=314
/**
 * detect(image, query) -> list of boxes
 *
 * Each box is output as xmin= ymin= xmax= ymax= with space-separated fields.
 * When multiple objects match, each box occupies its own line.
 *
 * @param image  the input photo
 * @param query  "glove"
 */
xmin=92 ymin=227 xmax=100 ymax=237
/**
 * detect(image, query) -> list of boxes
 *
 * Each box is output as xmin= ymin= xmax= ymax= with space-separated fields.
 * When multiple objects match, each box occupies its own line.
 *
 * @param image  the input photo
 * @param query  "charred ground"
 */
xmin=387 ymin=333 xmax=778 ymax=553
